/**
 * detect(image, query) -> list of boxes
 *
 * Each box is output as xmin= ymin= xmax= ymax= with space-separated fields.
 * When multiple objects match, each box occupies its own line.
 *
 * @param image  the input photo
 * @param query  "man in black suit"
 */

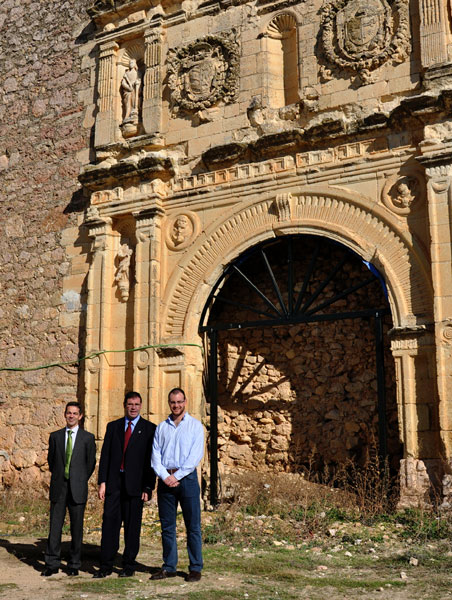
xmin=94 ymin=391 xmax=156 ymax=578
xmin=42 ymin=401 xmax=96 ymax=577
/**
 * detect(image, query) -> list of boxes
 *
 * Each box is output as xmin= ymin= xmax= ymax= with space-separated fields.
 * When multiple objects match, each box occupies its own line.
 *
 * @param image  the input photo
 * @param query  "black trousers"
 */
xmin=99 ymin=476 xmax=144 ymax=570
xmin=45 ymin=480 xmax=86 ymax=570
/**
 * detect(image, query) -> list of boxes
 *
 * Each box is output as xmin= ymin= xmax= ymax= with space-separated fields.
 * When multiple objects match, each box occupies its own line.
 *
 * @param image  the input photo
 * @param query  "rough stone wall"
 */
xmin=0 ymin=0 xmax=92 ymax=491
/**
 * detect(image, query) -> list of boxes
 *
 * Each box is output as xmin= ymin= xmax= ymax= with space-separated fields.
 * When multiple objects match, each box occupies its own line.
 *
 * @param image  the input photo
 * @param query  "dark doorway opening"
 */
xmin=200 ymin=235 xmax=400 ymax=505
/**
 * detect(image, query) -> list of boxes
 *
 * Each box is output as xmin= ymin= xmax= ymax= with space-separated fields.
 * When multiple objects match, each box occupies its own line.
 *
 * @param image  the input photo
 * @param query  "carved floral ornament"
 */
xmin=167 ymin=30 xmax=240 ymax=115
xmin=381 ymin=170 xmax=425 ymax=216
xmin=320 ymin=0 xmax=410 ymax=85
xmin=165 ymin=211 xmax=200 ymax=251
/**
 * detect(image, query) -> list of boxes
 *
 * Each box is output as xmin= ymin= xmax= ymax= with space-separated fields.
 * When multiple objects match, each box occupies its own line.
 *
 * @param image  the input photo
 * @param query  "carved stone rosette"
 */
xmin=167 ymin=30 xmax=240 ymax=115
xmin=320 ymin=0 xmax=410 ymax=85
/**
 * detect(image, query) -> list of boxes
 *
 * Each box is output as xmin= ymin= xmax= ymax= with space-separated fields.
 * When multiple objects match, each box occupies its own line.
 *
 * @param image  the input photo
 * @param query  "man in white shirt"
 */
xmin=151 ymin=388 xmax=204 ymax=582
xmin=42 ymin=402 xmax=96 ymax=576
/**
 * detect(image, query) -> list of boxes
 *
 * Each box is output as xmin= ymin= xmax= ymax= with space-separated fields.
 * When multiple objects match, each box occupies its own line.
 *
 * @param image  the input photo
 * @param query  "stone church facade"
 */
xmin=1 ymin=0 xmax=452 ymax=506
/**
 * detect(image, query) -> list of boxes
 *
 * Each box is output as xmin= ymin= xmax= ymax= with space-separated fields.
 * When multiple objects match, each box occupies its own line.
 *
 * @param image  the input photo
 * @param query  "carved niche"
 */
xmin=167 ymin=30 xmax=240 ymax=115
xmin=320 ymin=0 xmax=410 ymax=85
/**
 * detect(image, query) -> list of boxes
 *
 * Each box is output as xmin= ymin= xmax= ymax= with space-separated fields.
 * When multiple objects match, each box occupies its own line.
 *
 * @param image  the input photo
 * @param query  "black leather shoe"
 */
xmin=150 ymin=569 xmax=177 ymax=580
xmin=93 ymin=569 xmax=112 ymax=578
xmin=67 ymin=568 xmax=79 ymax=576
xmin=119 ymin=568 xmax=135 ymax=577
xmin=185 ymin=570 xmax=202 ymax=582
xmin=41 ymin=567 xmax=59 ymax=577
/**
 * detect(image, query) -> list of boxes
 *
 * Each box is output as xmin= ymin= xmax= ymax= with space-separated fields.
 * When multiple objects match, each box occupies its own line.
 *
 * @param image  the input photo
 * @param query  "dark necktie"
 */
xmin=121 ymin=421 xmax=132 ymax=470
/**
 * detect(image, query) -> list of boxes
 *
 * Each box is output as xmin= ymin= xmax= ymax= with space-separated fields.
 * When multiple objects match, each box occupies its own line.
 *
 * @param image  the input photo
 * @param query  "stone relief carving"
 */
xmin=167 ymin=30 xmax=240 ymax=116
xmin=165 ymin=211 xmax=200 ymax=251
xmin=382 ymin=171 xmax=425 ymax=216
xmin=85 ymin=205 xmax=101 ymax=222
xmin=320 ymin=0 xmax=410 ymax=85
xmin=441 ymin=321 xmax=452 ymax=344
xmin=115 ymin=243 xmax=133 ymax=301
xmin=91 ymin=187 xmax=124 ymax=205
xmin=273 ymin=193 xmax=293 ymax=221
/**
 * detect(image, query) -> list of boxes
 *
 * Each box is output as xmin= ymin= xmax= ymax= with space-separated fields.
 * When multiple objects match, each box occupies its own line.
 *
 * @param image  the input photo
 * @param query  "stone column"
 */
xmin=418 ymin=0 xmax=449 ymax=68
xmin=133 ymin=206 xmax=165 ymax=417
xmin=95 ymin=41 xmax=119 ymax=148
xmin=390 ymin=326 xmax=438 ymax=507
xmin=142 ymin=25 xmax=164 ymax=135
xmin=84 ymin=214 xmax=115 ymax=439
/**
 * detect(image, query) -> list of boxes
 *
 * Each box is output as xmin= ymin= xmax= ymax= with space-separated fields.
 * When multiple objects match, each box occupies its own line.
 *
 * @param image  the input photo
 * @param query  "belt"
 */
xmin=167 ymin=468 xmax=179 ymax=474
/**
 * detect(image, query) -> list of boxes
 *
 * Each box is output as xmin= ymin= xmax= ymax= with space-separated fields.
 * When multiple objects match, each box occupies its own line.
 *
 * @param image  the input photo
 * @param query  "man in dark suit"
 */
xmin=94 ymin=391 xmax=156 ymax=578
xmin=42 ymin=401 xmax=96 ymax=577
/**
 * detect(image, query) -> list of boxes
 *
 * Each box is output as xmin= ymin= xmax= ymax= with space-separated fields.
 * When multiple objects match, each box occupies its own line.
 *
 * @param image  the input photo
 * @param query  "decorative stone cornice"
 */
xmin=79 ymin=153 xmax=175 ymax=191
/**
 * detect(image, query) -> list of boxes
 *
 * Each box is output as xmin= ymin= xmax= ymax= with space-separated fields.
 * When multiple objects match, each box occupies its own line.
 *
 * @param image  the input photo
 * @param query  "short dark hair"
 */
xmin=168 ymin=387 xmax=186 ymax=401
xmin=124 ymin=391 xmax=142 ymax=405
xmin=65 ymin=401 xmax=82 ymax=414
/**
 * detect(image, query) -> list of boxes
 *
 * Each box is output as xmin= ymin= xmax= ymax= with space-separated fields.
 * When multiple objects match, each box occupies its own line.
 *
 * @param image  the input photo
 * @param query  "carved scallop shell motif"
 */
xmin=266 ymin=13 xmax=297 ymax=39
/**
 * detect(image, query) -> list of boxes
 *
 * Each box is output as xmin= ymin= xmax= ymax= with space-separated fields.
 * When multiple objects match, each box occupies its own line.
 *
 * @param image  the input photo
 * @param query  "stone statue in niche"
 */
xmin=115 ymin=243 xmax=133 ymax=301
xmin=167 ymin=30 xmax=240 ymax=116
xmin=121 ymin=59 xmax=141 ymax=124
xmin=320 ymin=0 xmax=410 ymax=85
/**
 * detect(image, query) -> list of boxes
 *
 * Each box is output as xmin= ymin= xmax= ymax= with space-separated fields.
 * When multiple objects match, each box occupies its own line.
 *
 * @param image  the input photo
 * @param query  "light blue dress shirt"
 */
xmin=124 ymin=414 xmax=140 ymax=432
xmin=151 ymin=412 xmax=204 ymax=481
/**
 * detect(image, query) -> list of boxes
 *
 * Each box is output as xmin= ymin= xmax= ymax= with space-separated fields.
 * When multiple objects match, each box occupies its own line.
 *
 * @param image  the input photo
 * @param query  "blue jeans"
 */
xmin=157 ymin=470 xmax=203 ymax=573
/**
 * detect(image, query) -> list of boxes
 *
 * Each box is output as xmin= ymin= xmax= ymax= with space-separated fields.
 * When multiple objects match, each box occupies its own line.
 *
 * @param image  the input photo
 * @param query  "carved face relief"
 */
xmin=172 ymin=215 xmax=191 ymax=245
xmin=167 ymin=31 xmax=240 ymax=114
xmin=321 ymin=0 xmax=410 ymax=84
xmin=166 ymin=212 xmax=200 ymax=250
xmin=382 ymin=172 xmax=425 ymax=216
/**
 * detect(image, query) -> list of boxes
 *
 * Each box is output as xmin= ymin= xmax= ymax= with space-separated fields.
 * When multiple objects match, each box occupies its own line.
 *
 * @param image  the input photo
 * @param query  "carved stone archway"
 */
xmin=160 ymin=186 xmax=436 ymax=506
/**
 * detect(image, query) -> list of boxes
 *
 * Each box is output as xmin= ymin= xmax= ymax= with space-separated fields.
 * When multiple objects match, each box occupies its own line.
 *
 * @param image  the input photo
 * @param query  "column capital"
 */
xmin=389 ymin=324 xmax=434 ymax=354
xmin=99 ymin=40 xmax=119 ymax=58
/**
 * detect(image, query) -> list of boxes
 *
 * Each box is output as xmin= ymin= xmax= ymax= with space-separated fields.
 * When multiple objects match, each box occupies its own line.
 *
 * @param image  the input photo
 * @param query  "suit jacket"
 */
xmin=98 ymin=416 xmax=156 ymax=497
xmin=48 ymin=427 xmax=96 ymax=505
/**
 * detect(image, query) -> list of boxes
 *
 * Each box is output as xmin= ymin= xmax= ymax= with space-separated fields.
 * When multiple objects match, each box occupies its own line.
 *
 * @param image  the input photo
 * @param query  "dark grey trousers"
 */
xmin=45 ymin=480 xmax=86 ymax=570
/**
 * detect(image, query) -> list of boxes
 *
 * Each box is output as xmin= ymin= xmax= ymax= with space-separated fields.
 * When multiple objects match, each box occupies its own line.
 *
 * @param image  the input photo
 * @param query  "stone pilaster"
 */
xmin=419 ymin=153 xmax=452 ymax=457
xmin=418 ymin=0 xmax=449 ymax=68
xmin=390 ymin=326 xmax=439 ymax=507
xmin=84 ymin=215 xmax=115 ymax=439
xmin=133 ymin=206 xmax=165 ymax=416
xmin=142 ymin=25 xmax=163 ymax=135
xmin=95 ymin=41 xmax=119 ymax=148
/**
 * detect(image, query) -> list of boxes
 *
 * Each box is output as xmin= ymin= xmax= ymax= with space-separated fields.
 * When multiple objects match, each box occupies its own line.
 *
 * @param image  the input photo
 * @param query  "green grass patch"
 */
xmin=0 ymin=584 xmax=18 ymax=593
xmin=68 ymin=577 xmax=140 ymax=594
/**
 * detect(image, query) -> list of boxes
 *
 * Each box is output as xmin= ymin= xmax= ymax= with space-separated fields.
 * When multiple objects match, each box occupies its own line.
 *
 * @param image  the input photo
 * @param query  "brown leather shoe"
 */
xmin=150 ymin=569 xmax=177 ymax=580
xmin=185 ymin=570 xmax=202 ymax=582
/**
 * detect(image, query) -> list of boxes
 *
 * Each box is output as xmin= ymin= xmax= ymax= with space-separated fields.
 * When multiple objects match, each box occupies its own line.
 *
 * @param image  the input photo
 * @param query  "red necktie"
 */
xmin=121 ymin=420 xmax=132 ymax=470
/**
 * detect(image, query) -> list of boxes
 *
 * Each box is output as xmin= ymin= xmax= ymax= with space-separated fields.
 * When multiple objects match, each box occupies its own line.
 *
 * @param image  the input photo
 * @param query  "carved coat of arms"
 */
xmin=320 ymin=0 xmax=410 ymax=84
xmin=167 ymin=31 xmax=240 ymax=114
